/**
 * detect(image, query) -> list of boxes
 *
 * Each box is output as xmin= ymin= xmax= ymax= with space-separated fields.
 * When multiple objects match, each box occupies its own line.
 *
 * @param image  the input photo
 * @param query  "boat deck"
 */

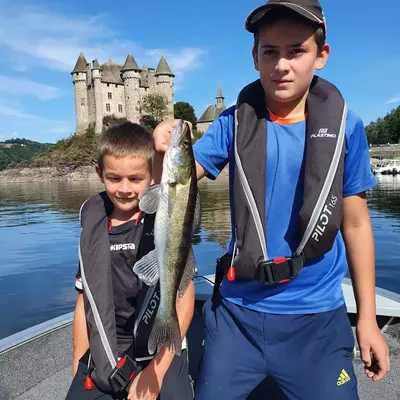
xmin=1 ymin=278 xmax=400 ymax=399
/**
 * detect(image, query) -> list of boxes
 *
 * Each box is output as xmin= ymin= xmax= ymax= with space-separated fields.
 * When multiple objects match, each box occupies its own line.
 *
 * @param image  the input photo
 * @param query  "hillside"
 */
xmin=0 ymin=139 xmax=52 ymax=170
xmin=366 ymin=105 xmax=400 ymax=145
xmin=21 ymin=127 xmax=98 ymax=168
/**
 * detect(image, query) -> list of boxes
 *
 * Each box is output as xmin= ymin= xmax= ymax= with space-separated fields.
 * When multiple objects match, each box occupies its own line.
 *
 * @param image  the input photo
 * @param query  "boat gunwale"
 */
xmin=1 ymin=277 xmax=399 ymax=355
xmin=0 ymin=312 xmax=74 ymax=355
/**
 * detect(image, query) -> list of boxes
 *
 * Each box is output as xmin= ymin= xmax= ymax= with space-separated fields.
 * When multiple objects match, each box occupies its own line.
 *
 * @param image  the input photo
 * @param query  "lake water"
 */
xmin=0 ymin=174 xmax=399 ymax=339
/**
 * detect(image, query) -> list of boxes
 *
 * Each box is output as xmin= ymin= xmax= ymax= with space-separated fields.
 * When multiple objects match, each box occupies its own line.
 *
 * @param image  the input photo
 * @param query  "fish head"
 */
xmin=165 ymin=120 xmax=194 ymax=184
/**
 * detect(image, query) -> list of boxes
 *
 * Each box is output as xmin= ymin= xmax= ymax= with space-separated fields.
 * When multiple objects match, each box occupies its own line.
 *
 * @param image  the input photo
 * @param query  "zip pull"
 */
xmin=227 ymin=266 xmax=236 ymax=281
xmin=85 ymin=353 xmax=94 ymax=390
xmin=227 ymin=238 xmax=238 ymax=281
xmin=85 ymin=376 xmax=94 ymax=390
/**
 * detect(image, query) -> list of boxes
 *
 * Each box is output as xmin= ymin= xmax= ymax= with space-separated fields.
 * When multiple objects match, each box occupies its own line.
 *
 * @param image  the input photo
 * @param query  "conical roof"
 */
xmin=121 ymin=52 xmax=140 ymax=72
xmin=217 ymin=82 xmax=224 ymax=98
xmin=71 ymin=52 xmax=87 ymax=74
xmin=92 ymin=58 xmax=100 ymax=70
xmin=155 ymin=56 xmax=174 ymax=77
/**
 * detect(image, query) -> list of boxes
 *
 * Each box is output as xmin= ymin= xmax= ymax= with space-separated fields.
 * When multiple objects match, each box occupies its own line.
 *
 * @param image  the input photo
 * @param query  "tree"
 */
xmin=103 ymin=115 xmax=128 ymax=129
xmin=174 ymin=102 xmax=197 ymax=128
xmin=365 ymin=106 xmax=400 ymax=145
xmin=141 ymin=93 xmax=169 ymax=124
xmin=140 ymin=115 xmax=158 ymax=132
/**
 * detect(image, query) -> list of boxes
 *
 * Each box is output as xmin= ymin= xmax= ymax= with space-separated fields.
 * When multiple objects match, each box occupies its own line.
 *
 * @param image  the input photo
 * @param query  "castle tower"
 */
xmin=92 ymin=58 xmax=103 ymax=134
xmin=155 ymin=56 xmax=174 ymax=119
xmin=71 ymin=53 xmax=89 ymax=134
xmin=121 ymin=52 xmax=141 ymax=123
xmin=216 ymin=82 xmax=225 ymax=109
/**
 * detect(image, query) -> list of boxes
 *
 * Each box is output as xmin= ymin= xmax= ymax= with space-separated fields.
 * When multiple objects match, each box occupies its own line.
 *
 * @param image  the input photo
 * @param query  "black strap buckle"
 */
xmin=108 ymin=355 xmax=142 ymax=393
xmin=255 ymin=254 xmax=304 ymax=284
xmin=212 ymin=253 xmax=233 ymax=301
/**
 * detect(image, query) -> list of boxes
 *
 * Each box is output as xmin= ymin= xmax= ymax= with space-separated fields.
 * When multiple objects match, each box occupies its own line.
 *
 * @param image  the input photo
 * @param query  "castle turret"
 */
xmin=92 ymin=58 xmax=103 ymax=134
xmin=121 ymin=52 xmax=141 ymax=123
xmin=216 ymin=82 xmax=225 ymax=109
xmin=71 ymin=52 xmax=89 ymax=134
xmin=155 ymin=56 xmax=174 ymax=119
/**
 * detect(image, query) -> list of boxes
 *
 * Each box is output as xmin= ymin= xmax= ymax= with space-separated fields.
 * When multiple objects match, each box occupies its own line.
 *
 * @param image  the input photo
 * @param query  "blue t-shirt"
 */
xmin=193 ymin=105 xmax=377 ymax=314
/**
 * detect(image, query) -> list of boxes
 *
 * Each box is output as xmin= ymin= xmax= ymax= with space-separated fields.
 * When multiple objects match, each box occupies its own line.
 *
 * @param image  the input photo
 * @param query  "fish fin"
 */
xmin=178 ymin=247 xmax=195 ymax=298
xmin=132 ymin=249 xmax=159 ymax=285
xmin=192 ymin=190 xmax=201 ymax=234
xmin=138 ymin=184 xmax=161 ymax=214
xmin=148 ymin=314 xmax=182 ymax=356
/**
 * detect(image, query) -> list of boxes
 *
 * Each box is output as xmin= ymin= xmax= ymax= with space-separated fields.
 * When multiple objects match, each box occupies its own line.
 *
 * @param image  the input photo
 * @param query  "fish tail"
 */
xmin=148 ymin=314 xmax=182 ymax=356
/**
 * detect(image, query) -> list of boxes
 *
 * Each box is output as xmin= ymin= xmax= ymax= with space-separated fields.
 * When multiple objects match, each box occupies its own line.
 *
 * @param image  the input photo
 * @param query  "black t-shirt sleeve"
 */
xmin=75 ymin=263 xmax=83 ymax=293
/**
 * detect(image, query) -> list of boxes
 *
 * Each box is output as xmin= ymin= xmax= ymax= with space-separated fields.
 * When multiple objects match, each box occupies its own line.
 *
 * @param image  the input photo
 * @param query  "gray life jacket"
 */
xmin=78 ymin=192 xmax=157 ymax=392
xmin=231 ymin=76 xmax=347 ymax=282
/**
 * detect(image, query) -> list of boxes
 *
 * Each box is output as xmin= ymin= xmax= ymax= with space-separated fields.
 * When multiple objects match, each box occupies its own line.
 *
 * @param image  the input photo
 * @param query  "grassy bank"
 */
xmin=11 ymin=127 xmax=98 ymax=169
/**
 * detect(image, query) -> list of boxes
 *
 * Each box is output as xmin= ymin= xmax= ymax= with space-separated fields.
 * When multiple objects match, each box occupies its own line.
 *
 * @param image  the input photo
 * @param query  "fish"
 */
xmin=132 ymin=119 xmax=200 ymax=355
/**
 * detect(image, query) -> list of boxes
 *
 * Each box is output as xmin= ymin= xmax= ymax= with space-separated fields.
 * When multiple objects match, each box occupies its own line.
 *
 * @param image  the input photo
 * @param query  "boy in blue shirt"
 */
xmin=153 ymin=0 xmax=390 ymax=398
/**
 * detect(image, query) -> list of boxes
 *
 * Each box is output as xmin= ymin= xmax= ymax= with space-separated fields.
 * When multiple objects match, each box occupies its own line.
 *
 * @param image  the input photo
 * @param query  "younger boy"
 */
xmin=66 ymin=122 xmax=194 ymax=400
xmin=152 ymin=1 xmax=390 ymax=399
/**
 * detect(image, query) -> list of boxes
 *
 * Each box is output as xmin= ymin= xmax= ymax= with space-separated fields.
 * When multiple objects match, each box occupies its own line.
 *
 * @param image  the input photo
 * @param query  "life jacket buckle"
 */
xmin=255 ymin=254 xmax=304 ymax=284
xmin=108 ymin=355 xmax=142 ymax=393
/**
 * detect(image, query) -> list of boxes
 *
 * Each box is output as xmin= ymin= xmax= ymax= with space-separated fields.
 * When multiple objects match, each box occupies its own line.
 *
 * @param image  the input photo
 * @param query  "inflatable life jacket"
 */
xmin=78 ymin=192 xmax=159 ymax=392
xmin=224 ymin=76 xmax=347 ymax=285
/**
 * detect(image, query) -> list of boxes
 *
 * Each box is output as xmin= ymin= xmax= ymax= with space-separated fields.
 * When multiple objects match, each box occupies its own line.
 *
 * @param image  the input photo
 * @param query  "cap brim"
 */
xmin=245 ymin=4 xmax=323 ymax=33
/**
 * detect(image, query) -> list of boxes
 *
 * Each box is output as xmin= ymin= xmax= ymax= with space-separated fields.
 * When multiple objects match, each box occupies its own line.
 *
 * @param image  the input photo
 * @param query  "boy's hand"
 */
xmin=127 ymin=365 xmax=163 ymax=400
xmin=356 ymin=319 xmax=390 ymax=382
xmin=153 ymin=119 xmax=193 ymax=153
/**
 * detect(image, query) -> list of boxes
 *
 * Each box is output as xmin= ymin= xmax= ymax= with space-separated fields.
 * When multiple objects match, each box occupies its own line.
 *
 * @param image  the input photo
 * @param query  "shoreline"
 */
xmin=0 ymin=164 xmax=230 ymax=184
xmin=0 ymin=165 xmax=98 ymax=183
xmin=0 ymin=155 xmax=388 ymax=184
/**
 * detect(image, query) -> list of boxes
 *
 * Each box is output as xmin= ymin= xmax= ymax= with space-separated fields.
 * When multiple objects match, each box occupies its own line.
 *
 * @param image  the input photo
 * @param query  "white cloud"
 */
xmin=0 ymin=105 xmax=39 ymax=119
xmin=385 ymin=94 xmax=400 ymax=105
xmin=0 ymin=76 xmax=62 ymax=100
xmin=0 ymin=104 xmax=73 ymax=141
xmin=0 ymin=104 xmax=71 ymax=130
xmin=0 ymin=5 xmax=206 ymax=85
xmin=46 ymin=127 xmax=70 ymax=134
xmin=12 ymin=64 xmax=28 ymax=72
xmin=0 ymin=131 xmax=18 ymax=141
xmin=145 ymin=48 xmax=206 ymax=91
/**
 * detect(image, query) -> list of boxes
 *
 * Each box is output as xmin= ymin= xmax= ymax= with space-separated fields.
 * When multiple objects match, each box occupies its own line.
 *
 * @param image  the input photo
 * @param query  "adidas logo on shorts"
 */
xmin=337 ymin=369 xmax=351 ymax=386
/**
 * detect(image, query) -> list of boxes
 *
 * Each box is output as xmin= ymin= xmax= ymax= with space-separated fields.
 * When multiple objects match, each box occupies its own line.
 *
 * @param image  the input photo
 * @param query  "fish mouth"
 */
xmin=170 ymin=120 xmax=189 ymax=148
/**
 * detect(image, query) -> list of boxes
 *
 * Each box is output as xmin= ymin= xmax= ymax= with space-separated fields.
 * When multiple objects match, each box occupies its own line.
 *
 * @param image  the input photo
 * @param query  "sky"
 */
xmin=0 ymin=0 xmax=399 ymax=143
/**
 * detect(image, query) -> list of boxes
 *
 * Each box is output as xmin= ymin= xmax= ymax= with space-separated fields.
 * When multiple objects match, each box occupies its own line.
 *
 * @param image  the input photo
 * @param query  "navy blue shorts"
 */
xmin=195 ymin=294 xmax=359 ymax=400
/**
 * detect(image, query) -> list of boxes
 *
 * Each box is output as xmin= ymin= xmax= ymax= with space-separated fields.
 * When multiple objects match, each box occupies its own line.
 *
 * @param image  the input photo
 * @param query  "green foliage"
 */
xmin=174 ymin=102 xmax=197 ymax=128
xmin=192 ymin=129 xmax=203 ymax=144
xmin=366 ymin=106 xmax=400 ymax=145
xmin=141 ymin=93 xmax=169 ymax=124
xmin=7 ymin=126 xmax=98 ymax=169
xmin=0 ymin=139 xmax=52 ymax=170
xmin=103 ymin=115 xmax=128 ymax=129
xmin=140 ymin=115 xmax=157 ymax=132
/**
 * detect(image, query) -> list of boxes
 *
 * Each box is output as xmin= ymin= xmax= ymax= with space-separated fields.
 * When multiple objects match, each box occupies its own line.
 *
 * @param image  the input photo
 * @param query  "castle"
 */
xmin=71 ymin=52 xmax=175 ymax=134
xmin=197 ymin=83 xmax=226 ymax=133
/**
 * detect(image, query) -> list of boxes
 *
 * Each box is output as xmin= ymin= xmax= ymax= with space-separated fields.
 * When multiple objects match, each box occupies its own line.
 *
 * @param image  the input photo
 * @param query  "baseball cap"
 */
xmin=245 ymin=0 xmax=327 ymax=36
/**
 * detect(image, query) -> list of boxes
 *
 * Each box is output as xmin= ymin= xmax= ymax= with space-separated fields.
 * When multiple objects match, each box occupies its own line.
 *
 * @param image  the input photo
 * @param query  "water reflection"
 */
xmin=368 ymin=175 xmax=400 ymax=218
xmin=0 ymin=174 xmax=399 ymax=338
xmin=197 ymin=176 xmax=231 ymax=251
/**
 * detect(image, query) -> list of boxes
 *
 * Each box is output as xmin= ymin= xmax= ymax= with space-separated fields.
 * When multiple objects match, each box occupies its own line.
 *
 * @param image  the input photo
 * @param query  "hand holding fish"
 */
xmin=153 ymin=119 xmax=193 ymax=153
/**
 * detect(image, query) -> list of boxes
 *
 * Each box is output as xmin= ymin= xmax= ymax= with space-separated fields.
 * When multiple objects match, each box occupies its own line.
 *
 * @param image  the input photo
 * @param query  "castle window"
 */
xmin=115 ymin=85 xmax=118 ymax=88
xmin=108 ymin=92 xmax=112 ymax=100
xmin=118 ymin=104 xmax=123 ymax=113
xmin=106 ymin=103 xmax=111 ymax=112
xmin=107 ymin=83 xmax=110 ymax=87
